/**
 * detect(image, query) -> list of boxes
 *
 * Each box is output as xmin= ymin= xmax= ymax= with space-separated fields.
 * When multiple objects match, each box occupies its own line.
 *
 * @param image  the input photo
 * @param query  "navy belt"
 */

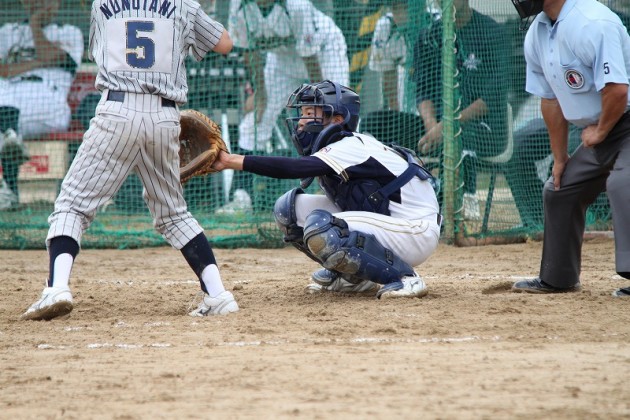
xmin=106 ymin=91 xmax=176 ymax=108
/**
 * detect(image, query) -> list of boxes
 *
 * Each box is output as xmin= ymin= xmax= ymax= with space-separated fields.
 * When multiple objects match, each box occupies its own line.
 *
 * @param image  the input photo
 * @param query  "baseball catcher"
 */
xmin=179 ymin=109 xmax=228 ymax=184
xmin=207 ymin=80 xmax=442 ymax=299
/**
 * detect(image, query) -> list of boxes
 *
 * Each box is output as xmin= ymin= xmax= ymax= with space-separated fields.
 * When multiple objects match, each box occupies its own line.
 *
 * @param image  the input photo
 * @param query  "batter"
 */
xmin=22 ymin=0 xmax=240 ymax=320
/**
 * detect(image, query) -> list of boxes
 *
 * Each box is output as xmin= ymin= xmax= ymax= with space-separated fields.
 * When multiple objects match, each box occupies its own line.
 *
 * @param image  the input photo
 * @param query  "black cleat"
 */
xmin=612 ymin=287 xmax=630 ymax=297
xmin=512 ymin=278 xmax=581 ymax=294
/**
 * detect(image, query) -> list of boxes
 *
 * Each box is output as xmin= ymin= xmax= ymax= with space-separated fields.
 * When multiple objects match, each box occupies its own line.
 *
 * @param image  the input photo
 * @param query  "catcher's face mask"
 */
xmin=286 ymin=84 xmax=335 ymax=156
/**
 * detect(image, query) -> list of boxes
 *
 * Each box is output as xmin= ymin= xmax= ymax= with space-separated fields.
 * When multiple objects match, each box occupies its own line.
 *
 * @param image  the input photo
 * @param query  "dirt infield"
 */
xmin=2 ymin=237 xmax=630 ymax=419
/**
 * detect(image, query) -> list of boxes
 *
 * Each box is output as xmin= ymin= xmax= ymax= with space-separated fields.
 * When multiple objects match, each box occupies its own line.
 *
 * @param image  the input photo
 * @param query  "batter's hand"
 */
xmin=581 ymin=125 xmax=606 ymax=148
xmin=551 ymin=154 xmax=569 ymax=190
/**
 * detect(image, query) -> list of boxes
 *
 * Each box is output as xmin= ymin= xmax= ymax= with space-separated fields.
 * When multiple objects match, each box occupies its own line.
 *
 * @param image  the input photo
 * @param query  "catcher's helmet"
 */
xmin=285 ymin=80 xmax=360 ymax=155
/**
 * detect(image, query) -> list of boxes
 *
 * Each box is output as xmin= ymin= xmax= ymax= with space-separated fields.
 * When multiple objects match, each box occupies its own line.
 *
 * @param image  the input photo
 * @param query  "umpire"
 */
xmin=509 ymin=0 xmax=630 ymax=297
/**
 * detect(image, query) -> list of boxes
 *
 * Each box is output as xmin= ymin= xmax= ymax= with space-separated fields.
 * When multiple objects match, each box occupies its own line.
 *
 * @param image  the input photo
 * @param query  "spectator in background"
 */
xmin=360 ymin=0 xmax=439 ymax=151
xmin=369 ymin=0 xmax=439 ymax=113
xmin=225 ymin=0 xmax=349 ymax=211
xmin=0 ymin=0 xmax=83 ymax=207
xmin=332 ymin=0 xmax=382 ymax=92
xmin=413 ymin=0 xmax=509 ymax=220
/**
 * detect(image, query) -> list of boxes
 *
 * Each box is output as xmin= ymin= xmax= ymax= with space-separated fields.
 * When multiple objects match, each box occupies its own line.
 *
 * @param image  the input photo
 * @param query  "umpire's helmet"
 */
xmin=510 ymin=0 xmax=543 ymax=19
xmin=285 ymin=80 xmax=360 ymax=155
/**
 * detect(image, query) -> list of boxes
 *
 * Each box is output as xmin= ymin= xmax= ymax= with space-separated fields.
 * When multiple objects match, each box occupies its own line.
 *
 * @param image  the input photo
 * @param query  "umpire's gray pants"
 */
xmin=540 ymin=113 xmax=630 ymax=288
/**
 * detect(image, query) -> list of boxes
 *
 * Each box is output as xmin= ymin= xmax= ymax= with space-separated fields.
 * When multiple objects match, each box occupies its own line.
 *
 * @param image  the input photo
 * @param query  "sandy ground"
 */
xmin=1 ymin=237 xmax=630 ymax=419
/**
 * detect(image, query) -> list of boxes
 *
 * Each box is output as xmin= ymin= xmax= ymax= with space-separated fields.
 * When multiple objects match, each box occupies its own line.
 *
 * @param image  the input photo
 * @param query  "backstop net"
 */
xmin=0 ymin=0 xmax=615 ymax=249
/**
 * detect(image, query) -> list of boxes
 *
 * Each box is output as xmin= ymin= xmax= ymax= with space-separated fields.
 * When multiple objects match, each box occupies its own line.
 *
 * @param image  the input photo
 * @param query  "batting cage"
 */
xmin=0 ymin=0 xmax=616 ymax=249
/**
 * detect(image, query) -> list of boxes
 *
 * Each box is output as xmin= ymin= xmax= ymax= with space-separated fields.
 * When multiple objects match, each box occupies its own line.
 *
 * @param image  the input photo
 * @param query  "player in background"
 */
xmin=22 ymin=0 xmax=239 ymax=320
xmin=0 ymin=0 xmax=83 ymax=207
xmin=509 ymin=0 xmax=630 ymax=297
xmin=211 ymin=80 xmax=441 ymax=298
xmin=368 ymin=0 xmax=440 ymax=113
xmin=228 ymin=0 xmax=349 ymax=154
xmin=359 ymin=0 xmax=439 ymax=157
xmin=413 ymin=0 xmax=510 ymax=220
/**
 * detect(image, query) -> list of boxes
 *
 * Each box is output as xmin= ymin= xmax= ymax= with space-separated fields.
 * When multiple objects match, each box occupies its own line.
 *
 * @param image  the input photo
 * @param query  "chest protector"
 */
xmin=320 ymin=144 xmax=433 ymax=216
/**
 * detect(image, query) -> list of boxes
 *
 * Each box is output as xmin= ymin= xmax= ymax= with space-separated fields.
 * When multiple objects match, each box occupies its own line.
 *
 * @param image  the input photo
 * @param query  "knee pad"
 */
xmin=303 ymin=209 xmax=415 ymax=285
xmin=273 ymin=187 xmax=304 ymax=243
xmin=274 ymin=187 xmax=320 ymax=262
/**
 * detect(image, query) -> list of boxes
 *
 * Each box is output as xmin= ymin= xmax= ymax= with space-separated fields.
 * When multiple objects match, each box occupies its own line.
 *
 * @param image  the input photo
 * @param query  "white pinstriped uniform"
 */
xmin=47 ymin=0 xmax=226 ymax=249
xmin=229 ymin=0 xmax=349 ymax=151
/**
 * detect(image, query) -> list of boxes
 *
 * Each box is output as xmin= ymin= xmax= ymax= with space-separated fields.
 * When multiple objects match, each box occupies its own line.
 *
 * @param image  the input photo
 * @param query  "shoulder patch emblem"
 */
xmin=565 ymin=70 xmax=584 ymax=89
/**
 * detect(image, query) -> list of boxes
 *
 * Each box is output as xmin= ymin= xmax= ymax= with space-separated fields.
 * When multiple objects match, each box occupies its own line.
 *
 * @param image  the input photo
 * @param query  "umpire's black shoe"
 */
xmin=612 ymin=287 xmax=630 ymax=297
xmin=512 ymin=278 xmax=581 ymax=294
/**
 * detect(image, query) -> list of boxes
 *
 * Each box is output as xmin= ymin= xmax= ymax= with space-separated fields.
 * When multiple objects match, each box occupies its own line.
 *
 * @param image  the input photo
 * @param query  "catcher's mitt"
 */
xmin=179 ymin=109 xmax=228 ymax=184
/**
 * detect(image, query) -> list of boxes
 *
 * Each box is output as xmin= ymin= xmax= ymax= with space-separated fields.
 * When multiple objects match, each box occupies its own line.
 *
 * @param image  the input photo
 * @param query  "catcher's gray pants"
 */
xmin=540 ymin=112 xmax=630 ymax=288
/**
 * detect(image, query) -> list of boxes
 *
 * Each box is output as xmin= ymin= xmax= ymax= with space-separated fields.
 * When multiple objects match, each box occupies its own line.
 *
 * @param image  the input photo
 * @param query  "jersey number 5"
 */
xmin=106 ymin=18 xmax=174 ymax=73
xmin=127 ymin=21 xmax=155 ymax=69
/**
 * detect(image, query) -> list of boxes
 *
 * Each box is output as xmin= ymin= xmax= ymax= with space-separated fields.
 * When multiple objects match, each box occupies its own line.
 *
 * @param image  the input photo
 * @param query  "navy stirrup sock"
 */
xmin=48 ymin=236 xmax=80 ymax=287
xmin=181 ymin=233 xmax=217 ymax=293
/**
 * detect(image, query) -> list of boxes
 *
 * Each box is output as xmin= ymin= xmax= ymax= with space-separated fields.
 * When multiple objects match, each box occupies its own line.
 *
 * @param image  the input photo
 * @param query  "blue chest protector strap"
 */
xmin=366 ymin=145 xmax=434 ymax=209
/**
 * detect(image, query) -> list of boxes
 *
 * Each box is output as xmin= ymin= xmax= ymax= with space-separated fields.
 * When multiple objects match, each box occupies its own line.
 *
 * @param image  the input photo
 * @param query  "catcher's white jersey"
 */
xmin=313 ymin=133 xmax=439 ymax=221
xmin=298 ymin=133 xmax=441 ymax=267
xmin=48 ymin=0 xmax=227 ymax=250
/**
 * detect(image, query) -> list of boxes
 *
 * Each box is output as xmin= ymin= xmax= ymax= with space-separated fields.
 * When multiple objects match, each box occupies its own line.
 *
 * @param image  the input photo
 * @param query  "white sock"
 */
xmin=200 ymin=264 xmax=226 ymax=297
xmin=51 ymin=253 xmax=74 ymax=289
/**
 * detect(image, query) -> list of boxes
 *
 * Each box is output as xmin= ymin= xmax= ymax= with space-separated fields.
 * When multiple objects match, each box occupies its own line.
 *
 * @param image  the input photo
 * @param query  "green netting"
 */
xmin=0 ymin=0 xmax=616 ymax=250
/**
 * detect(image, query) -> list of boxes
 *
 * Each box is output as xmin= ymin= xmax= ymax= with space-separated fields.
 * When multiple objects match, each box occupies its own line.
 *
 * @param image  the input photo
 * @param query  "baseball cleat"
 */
xmin=306 ymin=276 xmax=380 ymax=295
xmin=511 ymin=278 xmax=581 ymax=294
xmin=21 ymin=286 xmax=73 ymax=321
xmin=311 ymin=268 xmax=337 ymax=286
xmin=189 ymin=290 xmax=239 ymax=316
xmin=612 ymin=287 xmax=630 ymax=297
xmin=377 ymin=274 xmax=428 ymax=299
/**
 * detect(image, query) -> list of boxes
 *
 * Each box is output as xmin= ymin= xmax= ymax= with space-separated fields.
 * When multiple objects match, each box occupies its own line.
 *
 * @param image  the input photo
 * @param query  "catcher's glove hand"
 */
xmin=179 ymin=109 xmax=228 ymax=184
